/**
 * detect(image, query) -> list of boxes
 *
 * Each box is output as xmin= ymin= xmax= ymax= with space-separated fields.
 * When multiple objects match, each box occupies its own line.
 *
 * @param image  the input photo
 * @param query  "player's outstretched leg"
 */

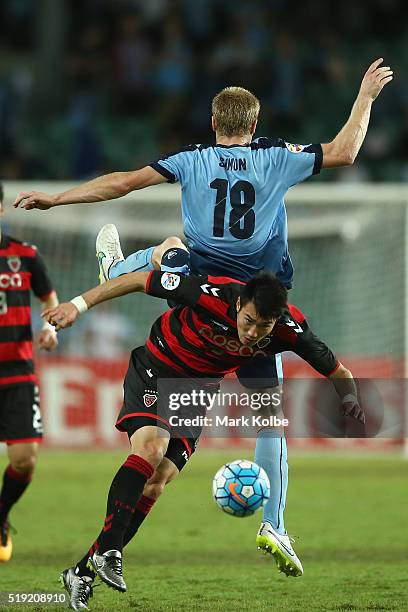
xmin=96 ymin=224 xmax=189 ymax=284
xmin=255 ymin=432 xmax=303 ymax=576
xmin=88 ymin=454 xmax=155 ymax=592
xmin=83 ymin=427 xmax=168 ymax=594
xmin=60 ymin=567 xmax=94 ymax=611
xmin=71 ymin=454 xmax=180 ymax=601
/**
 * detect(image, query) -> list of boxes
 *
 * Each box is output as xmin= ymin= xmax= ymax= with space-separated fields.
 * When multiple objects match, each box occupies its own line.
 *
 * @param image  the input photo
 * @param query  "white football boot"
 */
xmin=96 ymin=224 xmax=124 ymax=284
xmin=256 ymin=522 xmax=303 ymax=577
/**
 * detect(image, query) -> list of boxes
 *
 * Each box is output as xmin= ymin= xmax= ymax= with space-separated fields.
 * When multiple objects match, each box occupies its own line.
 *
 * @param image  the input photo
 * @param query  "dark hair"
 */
xmin=240 ymin=273 xmax=287 ymax=319
xmin=0 ymin=182 xmax=3 ymax=203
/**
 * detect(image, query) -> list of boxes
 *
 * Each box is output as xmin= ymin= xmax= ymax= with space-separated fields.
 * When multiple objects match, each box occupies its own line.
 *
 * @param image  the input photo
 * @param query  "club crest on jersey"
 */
xmin=285 ymin=142 xmax=309 ymax=154
xmin=161 ymin=272 xmax=180 ymax=290
xmin=143 ymin=393 xmax=157 ymax=408
xmin=7 ymin=256 xmax=21 ymax=272
xmin=257 ymin=336 xmax=271 ymax=349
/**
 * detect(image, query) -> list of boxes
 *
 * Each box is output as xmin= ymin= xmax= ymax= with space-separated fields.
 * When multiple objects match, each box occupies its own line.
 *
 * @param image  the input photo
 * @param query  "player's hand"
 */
xmin=37 ymin=328 xmax=58 ymax=351
xmin=42 ymin=303 xmax=80 ymax=331
xmin=13 ymin=191 xmax=56 ymax=210
xmin=341 ymin=399 xmax=365 ymax=424
xmin=359 ymin=58 xmax=393 ymax=101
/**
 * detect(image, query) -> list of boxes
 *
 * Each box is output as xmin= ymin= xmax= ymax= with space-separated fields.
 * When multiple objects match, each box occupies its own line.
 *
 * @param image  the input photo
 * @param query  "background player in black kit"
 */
xmin=44 ymin=268 xmax=364 ymax=610
xmin=0 ymin=182 xmax=59 ymax=562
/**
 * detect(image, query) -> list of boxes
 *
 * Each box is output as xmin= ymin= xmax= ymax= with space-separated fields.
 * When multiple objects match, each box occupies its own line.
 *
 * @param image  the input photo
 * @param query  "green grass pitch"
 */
xmin=1 ymin=449 xmax=407 ymax=611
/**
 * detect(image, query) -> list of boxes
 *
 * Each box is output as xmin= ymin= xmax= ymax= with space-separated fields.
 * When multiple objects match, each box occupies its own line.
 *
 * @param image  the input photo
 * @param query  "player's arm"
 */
xmin=13 ymin=166 xmax=167 ymax=210
xmin=42 ymin=271 xmax=231 ymax=331
xmin=286 ymin=315 xmax=365 ymax=423
xmin=328 ymin=362 xmax=364 ymax=422
xmin=321 ymin=58 xmax=393 ymax=168
xmin=42 ymin=271 xmax=151 ymax=330
xmin=37 ymin=290 xmax=59 ymax=351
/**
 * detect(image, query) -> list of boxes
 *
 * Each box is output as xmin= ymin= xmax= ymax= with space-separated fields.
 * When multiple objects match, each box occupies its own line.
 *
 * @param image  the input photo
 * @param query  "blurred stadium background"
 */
xmin=1 ymin=0 xmax=407 ymax=182
xmin=1 ymin=3 xmax=407 ymax=610
xmin=1 ymin=0 xmax=407 ymax=451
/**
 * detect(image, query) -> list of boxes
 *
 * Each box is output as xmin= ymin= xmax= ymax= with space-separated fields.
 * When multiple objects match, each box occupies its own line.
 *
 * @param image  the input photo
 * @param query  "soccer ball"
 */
xmin=212 ymin=460 xmax=270 ymax=517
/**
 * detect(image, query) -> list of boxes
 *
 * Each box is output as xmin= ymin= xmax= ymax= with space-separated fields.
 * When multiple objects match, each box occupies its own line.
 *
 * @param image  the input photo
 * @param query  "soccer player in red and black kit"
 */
xmin=44 ymin=266 xmax=364 ymax=610
xmin=0 ymin=182 xmax=59 ymax=562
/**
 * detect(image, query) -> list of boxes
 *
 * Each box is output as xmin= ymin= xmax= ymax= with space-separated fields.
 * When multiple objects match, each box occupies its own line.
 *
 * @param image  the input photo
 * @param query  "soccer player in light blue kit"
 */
xmin=14 ymin=58 xmax=393 ymax=578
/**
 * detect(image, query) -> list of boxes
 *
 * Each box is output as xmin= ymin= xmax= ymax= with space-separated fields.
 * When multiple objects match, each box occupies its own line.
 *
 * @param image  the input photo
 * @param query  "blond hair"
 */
xmin=212 ymin=87 xmax=260 ymax=137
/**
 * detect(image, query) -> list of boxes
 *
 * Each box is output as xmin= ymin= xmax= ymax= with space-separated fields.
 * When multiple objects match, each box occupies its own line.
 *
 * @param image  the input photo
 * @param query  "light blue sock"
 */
xmin=109 ymin=246 xmax=155 ymax=279
xmin=255 ymin=432 xmax=288 ymax=535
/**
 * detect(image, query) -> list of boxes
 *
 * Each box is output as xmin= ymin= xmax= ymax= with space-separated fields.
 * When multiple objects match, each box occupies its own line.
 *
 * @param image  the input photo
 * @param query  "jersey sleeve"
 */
xmin=272 ymin=140 xmax=323 ymax=187
xmin=30 ymin=249 xmax=54 ymax=299
xmin=146 ymin=271 xmax=240 ymax=322
xmin=149 ymin=145 xmax=197 ymax=184
xmin=291 ymin=319 xmax=339 ymax=376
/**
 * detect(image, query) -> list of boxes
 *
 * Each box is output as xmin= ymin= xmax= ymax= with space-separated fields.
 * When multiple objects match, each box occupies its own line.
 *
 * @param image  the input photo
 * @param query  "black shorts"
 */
xmin=0 ymin=384 xmax=43 ymax=445
xmin=116 ymin=347 xmax=200 ymax=472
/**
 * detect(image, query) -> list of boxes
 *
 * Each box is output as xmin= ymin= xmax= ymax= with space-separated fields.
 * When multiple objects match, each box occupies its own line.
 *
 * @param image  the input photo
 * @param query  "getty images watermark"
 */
xmin=155 ymin=379 xmax=291 ymax=437
xmin=155 ymin=378 xmax=406 ymax=439
xmin=167 ymin=388 xmax=289 ymax=429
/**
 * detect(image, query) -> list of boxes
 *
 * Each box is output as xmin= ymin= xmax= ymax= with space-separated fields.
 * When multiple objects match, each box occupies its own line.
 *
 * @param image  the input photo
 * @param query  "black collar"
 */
xmin=215 ymin=142 xmax=251 ymax=148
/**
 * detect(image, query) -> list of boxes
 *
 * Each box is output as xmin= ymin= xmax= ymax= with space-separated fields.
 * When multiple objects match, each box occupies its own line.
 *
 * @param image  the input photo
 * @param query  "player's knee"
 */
xmin=162 ymin=236 xmax=184 ymax=250
xmin=11 ymin=453 xmax=37 ymax=475
xmin=151 ymin=245 xmax=162 ymax=269
xmin=135 ymin=440 xmax=166 ymax=468
xmin=152 ymin=237 xmax=185 ymax=268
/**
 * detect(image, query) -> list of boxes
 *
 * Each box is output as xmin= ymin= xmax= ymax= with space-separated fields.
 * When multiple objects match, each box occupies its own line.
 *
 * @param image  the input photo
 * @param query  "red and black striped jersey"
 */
xmin=0 ymin=234 xmax=54 ymax=388
xmin=143 ymin=271 xmax=339 ymax=380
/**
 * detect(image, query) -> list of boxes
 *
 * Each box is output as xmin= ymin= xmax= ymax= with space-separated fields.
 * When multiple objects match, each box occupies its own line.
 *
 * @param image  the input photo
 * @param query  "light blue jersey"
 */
xmin=150 ymin=138 xmax=322 ymax=286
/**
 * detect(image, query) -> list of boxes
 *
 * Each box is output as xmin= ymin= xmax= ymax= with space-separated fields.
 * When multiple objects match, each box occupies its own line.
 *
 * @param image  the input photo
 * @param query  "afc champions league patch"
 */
xmin=7 ymin=256 xmax=21 ymax=272
xmin=143 ymin=393 xmax=157 ymax=408
xmin=161 ymin=272 xmax=181 ymax=291
xmin=284 ymin=142 xmax=309 ymax=153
